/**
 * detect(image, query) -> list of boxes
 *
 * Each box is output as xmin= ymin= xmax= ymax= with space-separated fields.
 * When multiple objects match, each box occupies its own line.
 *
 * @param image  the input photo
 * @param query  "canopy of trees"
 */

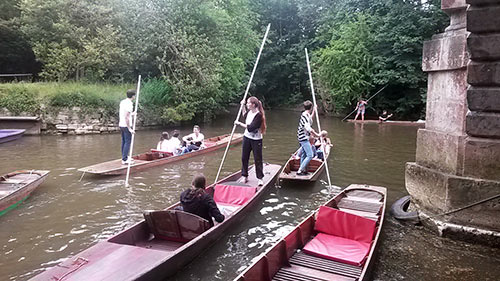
xmin=1 ymin=0 xmax=448 ymax=121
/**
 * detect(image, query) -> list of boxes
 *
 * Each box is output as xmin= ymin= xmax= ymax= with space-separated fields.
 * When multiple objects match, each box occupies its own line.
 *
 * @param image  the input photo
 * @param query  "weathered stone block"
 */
xmin=415 ymin=129 xmax=465 ymax=175
xmin=442 ymin=0 xmax=467 ymax=10
xmin=99 ymin=127 xmax=108 ymax=132
xmin=75 ymin=129 xmax=86 ymax=135
xmin=55 ymin=124 xmax=68 ymax=130
xmin=67 ymin=124 xmax=78 ymax=130
xmin=467 ymin=86 xmax=500 ymax=112
xmin=467 ymin=6 xmax=500 ymax=34
xmin=466 ymin=0 xmax=500 ymax=5
xmin=423 ymin=32 xmax=468 ymax=72
xmin=406 ymin=162 xmax=500 ymax=231
xmin=463 ymin=137 xmax=500 ymax=181
xmin=468 ymin=34 xmax=500 ymax=60
xmin=466 ymin=111 xmax=500 ymax=138
xmin=468 ymin=61 xmax=500 ymax=86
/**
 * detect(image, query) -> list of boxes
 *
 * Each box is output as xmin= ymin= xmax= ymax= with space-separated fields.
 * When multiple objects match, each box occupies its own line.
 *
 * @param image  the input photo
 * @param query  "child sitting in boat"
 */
xmin=378 ymin=110 xmax=393 ymax=122
xmin=169 ymin=130 xmax=182 ymax=155
xmin=182 ymin=125 xmax=205 ymax=153
xmin=314 ymin=130 xmax=332 ymax=160
xmin=179 ymin=174 xmax=225 ymax=227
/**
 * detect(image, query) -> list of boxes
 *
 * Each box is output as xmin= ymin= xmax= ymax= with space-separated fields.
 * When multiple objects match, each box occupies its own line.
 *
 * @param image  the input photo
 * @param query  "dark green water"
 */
xmin=0 ymin=110 xmax=498 ymax=280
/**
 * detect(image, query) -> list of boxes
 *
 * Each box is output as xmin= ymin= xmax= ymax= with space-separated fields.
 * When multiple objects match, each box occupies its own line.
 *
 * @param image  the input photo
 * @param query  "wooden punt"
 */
xmin=0 ymin=170 xmax=50 ymax=216
xmin=78 ymin=133 xmax=244 ymax=176
xmin=235 ymin=184 xmax=386 ymax=281
xmin=347 ymin=119 xmax=425 ymax=126
xmin=31 ymin=163 xmax=282 ymax=281
xmin=0 ymin=129 xmax=25 ymax=143
xmin=279 ymin=144 xmax=331 ymax=182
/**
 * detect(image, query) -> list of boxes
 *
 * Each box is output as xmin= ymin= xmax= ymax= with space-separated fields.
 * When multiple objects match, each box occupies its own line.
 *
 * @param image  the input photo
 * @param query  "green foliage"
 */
xmin=0 ymin=85 xmax=39 ymax=114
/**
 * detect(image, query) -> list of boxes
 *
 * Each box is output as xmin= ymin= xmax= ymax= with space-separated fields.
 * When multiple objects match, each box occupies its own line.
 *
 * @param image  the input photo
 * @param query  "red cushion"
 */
xmin=303 ymin=233 xmax=371 ymax=266
xmin=315 ymin=206 xmax=376 ymax=243
xmin=213 ymin=184 xmax=257 ymax=206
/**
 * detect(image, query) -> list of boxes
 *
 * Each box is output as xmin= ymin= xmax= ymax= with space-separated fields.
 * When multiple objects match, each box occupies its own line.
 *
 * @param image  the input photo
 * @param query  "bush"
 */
xmin=0 ymin=85 xmax=39 ymax=114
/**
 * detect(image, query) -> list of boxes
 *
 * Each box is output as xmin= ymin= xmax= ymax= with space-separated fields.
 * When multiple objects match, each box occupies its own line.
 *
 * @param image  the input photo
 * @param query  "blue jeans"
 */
xmin=299 ymin=140 xmax=314 ymax=172
xmin=120 ymin=127 xmax=132 ymax=161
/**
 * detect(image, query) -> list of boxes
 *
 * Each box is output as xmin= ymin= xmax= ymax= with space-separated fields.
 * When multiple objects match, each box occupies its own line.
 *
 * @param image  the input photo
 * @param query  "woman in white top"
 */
xmin=156 ymin=131 xmax=171 ymax=151
xmin=169 ymin=130 xmax=183 ymax=155
xmin=182 ymin=125 xmax=205 ymax=153
xmin=234 ymin=96 xmax=266 ymax=186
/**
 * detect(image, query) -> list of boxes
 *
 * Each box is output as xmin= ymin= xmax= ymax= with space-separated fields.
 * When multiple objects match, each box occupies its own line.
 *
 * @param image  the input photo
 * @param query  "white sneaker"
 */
xmin=240 ymin=177 xmax=249 ymax=183
xmin=258 ymin=179 xmax=264 ymax=186
xmin=122 ymin=159 xmax=135 ymax=165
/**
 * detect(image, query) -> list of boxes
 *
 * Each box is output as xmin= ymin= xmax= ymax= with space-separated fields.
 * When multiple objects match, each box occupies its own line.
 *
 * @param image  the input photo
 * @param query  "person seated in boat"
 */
xmin=182 ymin=125 xmax=205 ymax=153
xmin=378 ymin=110 xmax=393 ymax=122
xmin=169 ymin=130 xmax=183 ymax=155
xmin=180 ymin=174 xmax=224 ymax=226
xmin=314 ymin=130 xmax=332 ymax=161
xmin=156 ymin=132 xmax=171 ymax=152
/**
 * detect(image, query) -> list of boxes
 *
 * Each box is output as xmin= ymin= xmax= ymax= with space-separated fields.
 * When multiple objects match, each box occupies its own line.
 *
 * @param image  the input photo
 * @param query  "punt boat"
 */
xmin=78 ymin=133 xmax=244 ymax=176
xmin=235 ymin=184 xmax=386 ymax=281
xmin=347 ymin=119 xmax=425 ymax=126
xmin=0 ymin=170 xmax=50 ymax=216
xmin=279 ymin=144 xmax=331 ymax=182
xmin=31 ymin=163 xmax=282 ymax=280
xmin=0 ymin=129 xmax=25 ymax=143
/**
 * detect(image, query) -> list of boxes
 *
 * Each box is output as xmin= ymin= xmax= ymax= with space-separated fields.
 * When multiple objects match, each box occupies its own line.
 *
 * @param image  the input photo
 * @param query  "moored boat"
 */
xmin=31 ymin=163 xmax=282 ymax=280
xmin=235 ymin=184 xmax=386 ymax=281
xmin=78 ymin=133 xmax=244 ymax=176
xmin=0 ymin=129 xmax=26 ymax=143
xmin=0 ymin=170 xmax=50 ymax=216
xmin=279 ymin=144 xmax=331 ymax=182
xmin=347 ymin=119 xmax=425 ymax=126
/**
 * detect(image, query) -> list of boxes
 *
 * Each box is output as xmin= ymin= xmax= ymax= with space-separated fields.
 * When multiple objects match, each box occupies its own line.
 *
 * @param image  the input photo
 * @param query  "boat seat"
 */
xmin=303 ymin=206 xmax=376 ymax=266
xmin=213 ymin=184 xmax=257 ymax=206
xmin=143 ymin=210 xmax=210 ymax=243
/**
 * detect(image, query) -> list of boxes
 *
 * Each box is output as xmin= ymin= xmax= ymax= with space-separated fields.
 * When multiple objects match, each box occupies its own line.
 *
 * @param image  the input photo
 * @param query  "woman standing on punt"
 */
xmin=234 ymin=96 xmax=266 ymax=186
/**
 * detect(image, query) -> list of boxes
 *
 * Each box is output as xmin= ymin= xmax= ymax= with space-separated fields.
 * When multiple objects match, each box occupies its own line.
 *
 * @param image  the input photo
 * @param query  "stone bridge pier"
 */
xmin=405 ymin=0 xmax=500 ymax=246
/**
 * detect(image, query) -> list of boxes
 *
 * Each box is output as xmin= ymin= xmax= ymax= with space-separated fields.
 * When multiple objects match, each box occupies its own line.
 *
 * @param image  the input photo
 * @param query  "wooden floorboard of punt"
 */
xmin=289 ymin=252 xmax=362 ymax=279
xmin=273 ymin=266 xmax=356 ymax=281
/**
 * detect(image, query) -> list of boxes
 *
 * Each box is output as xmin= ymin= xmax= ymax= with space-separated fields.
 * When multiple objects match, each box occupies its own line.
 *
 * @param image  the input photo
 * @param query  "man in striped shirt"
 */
xmin=297 ymin=100 xmax=319 ymax=175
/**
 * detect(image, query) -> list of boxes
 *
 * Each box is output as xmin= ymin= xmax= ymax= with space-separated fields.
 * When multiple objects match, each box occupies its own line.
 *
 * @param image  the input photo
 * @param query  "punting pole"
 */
xmin=125 ymin=75 xmax=142 ymax=187
xmin=305 ymin=48 xmax=333 ymax=189
xmin=213 ymin=24 xmax=271 ymax=185
xmin=341 ymin=84 xmax=388 ymax=122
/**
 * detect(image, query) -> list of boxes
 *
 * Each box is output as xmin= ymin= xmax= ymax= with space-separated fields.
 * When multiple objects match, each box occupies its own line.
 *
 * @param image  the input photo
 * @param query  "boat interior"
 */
xmin=108 ymin=179 xmax=260 ymax=253
xmin=237 ymin=187 xmax=385 ymax=281
xmin=0 ymin=171 xmax=45 ymax=199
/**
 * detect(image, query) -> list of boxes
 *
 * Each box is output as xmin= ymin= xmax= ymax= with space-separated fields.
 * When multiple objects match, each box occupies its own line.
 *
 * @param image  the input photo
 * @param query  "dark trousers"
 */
xmin=120 ymin=127 xmax=132 ymax=161
xmin=241 ymin=136 xmax=263 ymax=179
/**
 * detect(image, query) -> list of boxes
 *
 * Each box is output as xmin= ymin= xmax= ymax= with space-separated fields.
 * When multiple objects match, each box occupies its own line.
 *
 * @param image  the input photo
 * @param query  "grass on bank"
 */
xmin=0 ymin=82 xmax=133 ymax=115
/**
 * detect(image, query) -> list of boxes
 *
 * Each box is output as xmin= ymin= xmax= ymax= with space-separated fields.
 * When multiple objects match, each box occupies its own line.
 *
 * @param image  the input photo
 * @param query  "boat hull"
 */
xmin=279 ymin=145 xmax=331 ymax=182
xmin=347 ymin=119 xmax=425 ymax=126
xmin=0 ymin=170 xmax=50 ymax=216
xmin=0 ymin=129 xmax=25 ymax=144
xmin=78 ymin=133 xmax=244 ymax=176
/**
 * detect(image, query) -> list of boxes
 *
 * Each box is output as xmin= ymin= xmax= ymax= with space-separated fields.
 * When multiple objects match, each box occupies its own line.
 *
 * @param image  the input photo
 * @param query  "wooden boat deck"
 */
xmin=0 ymin=170 xmax=50 ymax=216
xmin=78 ymin=133 xmax=243 ymax=176
xmin=235 ymin=184 xmax=386 ymax=281
xmin=279 ymin=145 xmax=331 ymax=182
xmin=347 ymin=119 xmax=425 ymax=126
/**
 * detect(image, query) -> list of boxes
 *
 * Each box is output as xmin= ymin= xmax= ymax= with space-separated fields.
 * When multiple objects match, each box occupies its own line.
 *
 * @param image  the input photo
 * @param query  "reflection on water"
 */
xmin=0 ymin=110 xmax=498 ymax=280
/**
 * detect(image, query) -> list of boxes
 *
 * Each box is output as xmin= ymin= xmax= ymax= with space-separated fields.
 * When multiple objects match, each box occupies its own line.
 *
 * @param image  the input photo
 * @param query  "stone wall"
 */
xmin=405 ymin=0 xmax=500 ymax=246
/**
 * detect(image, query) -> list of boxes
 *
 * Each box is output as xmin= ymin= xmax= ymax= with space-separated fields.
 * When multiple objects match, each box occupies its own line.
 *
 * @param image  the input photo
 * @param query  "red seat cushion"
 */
xmin=213 ymin=184 xmax=257 ymax=206
xmin=315 ymin=206 xmax=376 ymax=243
xmin=303 ymin=233 xmax=371 ymax=266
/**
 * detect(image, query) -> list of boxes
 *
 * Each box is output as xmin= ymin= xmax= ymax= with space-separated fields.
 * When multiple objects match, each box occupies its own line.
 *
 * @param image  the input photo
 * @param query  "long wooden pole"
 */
xmin=305 ymin=48 xmax=332 ymax=188
xmin=125 ymin=75 xmax=142 ymax=187
xmin=341 ymin=84 xmax=388 ymax=121
xmin=214 ymin=24 xmax=271 ymax=184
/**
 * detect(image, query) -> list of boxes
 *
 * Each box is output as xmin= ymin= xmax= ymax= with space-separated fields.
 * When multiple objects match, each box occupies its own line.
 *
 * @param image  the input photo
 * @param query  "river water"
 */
xmin=1 ymin=110 xmax=499 ymax=280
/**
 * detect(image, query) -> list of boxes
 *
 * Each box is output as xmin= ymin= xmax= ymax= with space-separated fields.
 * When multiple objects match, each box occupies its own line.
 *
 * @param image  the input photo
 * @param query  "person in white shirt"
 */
xmin=169 ymin=130 xmax=183 ymax=155
xmin=182 ymin=125 xmax=205 ymax=153
xmin=156 ymin=132 xmax=171 ymax=152
xmin=119 ymin=90 xmax=136 ymax=165
xmin=234 ymin=96 xmax=266 ymax=186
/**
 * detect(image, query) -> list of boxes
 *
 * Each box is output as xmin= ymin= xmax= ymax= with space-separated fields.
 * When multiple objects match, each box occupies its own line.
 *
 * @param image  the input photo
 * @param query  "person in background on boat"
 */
xmin=354 ymin=98 xmax=368 ymax=122
xmin=119 ymin=89 xmax=136 ymax=165
xmin=314 ymin=130 xmax=332 ymax=161
xmin=180 ymin=174 xmax=224 ymax=227
xmin=170 ymin=130 xmax=183 ymax=155
xmin=156 ymin=132 xmax=170 ymax=151
xmin=296 ymin=100 xmax=319 ymax=176
xmin=378 ymin=110 xmax=393 ymax=122
xmin=234 ymin=96 xmax=266 ymax=186
xmin=182 ymin=125 xmax=205 ymax=153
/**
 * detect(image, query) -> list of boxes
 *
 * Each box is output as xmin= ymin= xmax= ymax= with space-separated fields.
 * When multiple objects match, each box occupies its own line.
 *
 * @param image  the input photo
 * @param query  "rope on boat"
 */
xmin=78 ymin=171 xmax=86 ymax=182
xmin=55 ymin=257 xmax=89 ymax=280
xmin=423 ymin=193 xmax=500 ymax=220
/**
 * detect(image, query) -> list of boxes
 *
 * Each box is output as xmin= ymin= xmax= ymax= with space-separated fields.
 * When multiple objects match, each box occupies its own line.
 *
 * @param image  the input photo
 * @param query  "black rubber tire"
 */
xmin=390 ymin=195 xmax=419 ymax=222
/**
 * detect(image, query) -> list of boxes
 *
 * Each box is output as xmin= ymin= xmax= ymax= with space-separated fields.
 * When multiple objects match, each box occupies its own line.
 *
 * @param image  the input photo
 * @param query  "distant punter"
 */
xmin=119 ymin=89 xmax=136 ymax=165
